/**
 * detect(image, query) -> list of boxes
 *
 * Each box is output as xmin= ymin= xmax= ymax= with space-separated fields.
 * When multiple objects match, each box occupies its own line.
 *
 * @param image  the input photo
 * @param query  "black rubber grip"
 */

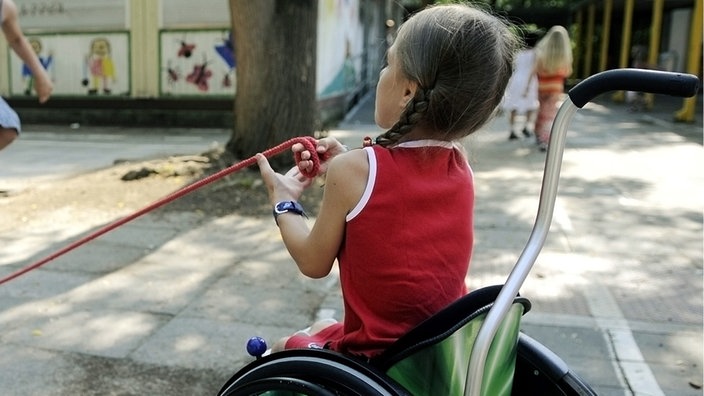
xmin=568 ymin=69 xmax=700 ymax=108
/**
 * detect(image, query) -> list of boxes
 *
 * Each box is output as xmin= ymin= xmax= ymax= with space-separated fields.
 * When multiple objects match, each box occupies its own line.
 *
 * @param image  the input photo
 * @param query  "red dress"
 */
xmin=286 ymin=140 xmax=474 ymax=358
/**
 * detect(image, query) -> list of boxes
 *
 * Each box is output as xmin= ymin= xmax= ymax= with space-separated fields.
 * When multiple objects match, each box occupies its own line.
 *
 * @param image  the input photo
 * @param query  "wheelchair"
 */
xmin=217 ymin=69 xmax=700 ymax=396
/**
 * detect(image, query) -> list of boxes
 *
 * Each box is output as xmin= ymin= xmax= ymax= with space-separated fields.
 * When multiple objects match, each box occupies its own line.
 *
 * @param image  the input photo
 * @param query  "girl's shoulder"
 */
xmin=328 ymin=147 xmax=369 ymax=178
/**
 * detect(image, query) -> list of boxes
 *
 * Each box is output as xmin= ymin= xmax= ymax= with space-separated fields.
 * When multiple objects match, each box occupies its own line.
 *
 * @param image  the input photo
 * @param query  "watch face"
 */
xmin=275 ymin=201 xmax=305 ymax=214
xmin=275 ymin=201 xmax=295 ymax=214
xmin=273 ymin=201 xmax=306 ymax=224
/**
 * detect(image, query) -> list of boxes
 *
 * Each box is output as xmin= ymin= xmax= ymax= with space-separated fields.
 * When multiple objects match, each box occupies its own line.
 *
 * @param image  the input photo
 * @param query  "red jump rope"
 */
xmin=0 ymin=136 xmax=324 ymax=286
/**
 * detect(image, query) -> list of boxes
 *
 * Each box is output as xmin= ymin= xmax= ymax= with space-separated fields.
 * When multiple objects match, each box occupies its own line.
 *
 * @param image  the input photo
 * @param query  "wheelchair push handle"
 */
xmin=466 ymin=68 xmax=699 ymax=396
xmin=568 ymin=69 xmax=700 ymax=108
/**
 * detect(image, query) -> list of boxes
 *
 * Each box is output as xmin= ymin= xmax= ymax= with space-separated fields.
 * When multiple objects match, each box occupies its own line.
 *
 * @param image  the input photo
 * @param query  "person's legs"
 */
xmin=0 ymin=98 xmax=22 ymax=151
xmin=535 ymin=93 xmax=560 ymax=150
xmin=272 ymin=319 xmax=340 ymax=353
xmin=523 ymin=109 xmax=536 ymax=137
xmin=0 ymin=128 xmax=18 ymax=151
xmin=308 ymin=318 xmax=338 ymax=334
xmin=508 ymin=110 xmax=519 ymax=140
xmin=271 ymin=336 xmax=291 ymax=353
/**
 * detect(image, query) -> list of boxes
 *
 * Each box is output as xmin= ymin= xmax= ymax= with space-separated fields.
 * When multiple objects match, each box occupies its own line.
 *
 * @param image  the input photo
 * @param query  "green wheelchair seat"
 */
xmin=371 ymin=285 xmax=531 ymax=396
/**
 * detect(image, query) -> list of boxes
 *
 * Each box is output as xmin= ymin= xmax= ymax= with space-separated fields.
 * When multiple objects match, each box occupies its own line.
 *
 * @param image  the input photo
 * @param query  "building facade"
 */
xmin=0 ymin=0 xmax=401 ymax=127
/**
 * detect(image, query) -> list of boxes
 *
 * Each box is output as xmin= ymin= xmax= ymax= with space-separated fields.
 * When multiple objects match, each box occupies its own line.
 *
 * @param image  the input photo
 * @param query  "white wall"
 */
xmin=317 ymin=0 xmax=364 ymax=98
xmin=3 ymin=0 xmax=375 ymax=99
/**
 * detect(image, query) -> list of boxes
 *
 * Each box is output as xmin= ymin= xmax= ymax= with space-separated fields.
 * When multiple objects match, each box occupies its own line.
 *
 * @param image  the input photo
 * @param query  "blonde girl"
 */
xmin=533 ymin=25 xmax=572 ymax=151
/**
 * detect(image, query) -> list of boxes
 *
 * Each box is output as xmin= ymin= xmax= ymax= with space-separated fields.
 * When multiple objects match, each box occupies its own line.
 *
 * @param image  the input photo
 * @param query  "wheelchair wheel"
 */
xmin=218 ymin=349 xmax=411 ymax=396
xmin=513 ymin=333 xmax=597 ymax=395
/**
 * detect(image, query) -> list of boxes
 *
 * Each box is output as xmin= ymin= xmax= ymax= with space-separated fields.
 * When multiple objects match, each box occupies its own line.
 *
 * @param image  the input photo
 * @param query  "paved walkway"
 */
xmin=0 ymin=92 xmax=701 ymax=395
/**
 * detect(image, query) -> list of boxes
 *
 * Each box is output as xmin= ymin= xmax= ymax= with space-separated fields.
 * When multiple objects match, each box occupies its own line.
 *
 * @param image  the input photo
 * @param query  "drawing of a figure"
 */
xmin=83 ymin=37 xmax=115 ymax=95
xmin=185 ymin=57 xmax=212 ymax=92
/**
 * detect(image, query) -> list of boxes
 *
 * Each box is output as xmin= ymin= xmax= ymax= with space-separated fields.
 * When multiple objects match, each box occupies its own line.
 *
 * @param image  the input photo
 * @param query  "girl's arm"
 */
xmin=2 ymin=0 xmax=53 ymax=102
xmin=257 ymin=149 xmax=368 ymax=278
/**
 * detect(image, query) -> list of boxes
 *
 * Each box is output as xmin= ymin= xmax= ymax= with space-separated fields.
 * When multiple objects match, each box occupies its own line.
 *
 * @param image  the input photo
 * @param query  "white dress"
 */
xmin=501 ymin=49 xmax=539 ymax=114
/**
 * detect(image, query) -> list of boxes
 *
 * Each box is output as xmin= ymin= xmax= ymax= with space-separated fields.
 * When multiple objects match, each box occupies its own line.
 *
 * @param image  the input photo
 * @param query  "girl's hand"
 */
xmin=293 ymin=137 xmax=347 ymax=176
xmin=256 ymin=153 xmax=314 ymax=205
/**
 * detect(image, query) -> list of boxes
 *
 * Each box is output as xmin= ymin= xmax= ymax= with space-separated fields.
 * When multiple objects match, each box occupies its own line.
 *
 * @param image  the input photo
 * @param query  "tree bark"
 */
xmin=227 ymin=0 xmax=318 ymax=169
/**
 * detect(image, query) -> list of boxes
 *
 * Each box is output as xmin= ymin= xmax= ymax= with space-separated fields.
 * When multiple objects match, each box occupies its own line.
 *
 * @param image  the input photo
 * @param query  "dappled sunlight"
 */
xmin=0 ymin=209 xmax=102 ymax=265
xmin=258 ymin=296 xmax=291 ymax=312
xmin=182 ymin=287 xmax=252 ymax=321
xmin=467 ymin=102 xmax=702 ymax=341
xmin=175 ymin=333 xmax=209 ymax=353
xmin=517 ymin=252 xmax=608 ymax=300
xmin=3 ymin=309 xmax=164 ymax=357
xmin=0 ymin=298 xmax=73 ymax=327
xmin=471 ymin=244 xmax=698 ymax=321
xmin=62 ymin=312 xmax=159 ymax=351
xmin=63 ymin=265 xmax=213 ymax=313
xmin=659 ymin=331 xmax=704 ymax=366
xmin=0 ymin=212 xmax=286 ymax=360
xmin=614 ymin=121 xmax=642 ymax=129
xmin=581 ymin=102 xmax=611 ymax=114
xmin=466 ymin=273 xmax=511 ymax=290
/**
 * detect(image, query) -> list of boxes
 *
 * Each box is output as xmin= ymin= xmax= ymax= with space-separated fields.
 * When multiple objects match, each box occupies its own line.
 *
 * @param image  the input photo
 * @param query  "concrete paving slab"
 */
xmin=3 ymin=308 xmax=171 ymax=359
xmin=634 ymin=331 xmax=703 ymax=396
xmin=0 ymin=345 xmax=77 ymax=396
xmin=521 ymin=323 xmax=626 ymax=394
xmin=0 ymin=269 xmax=94 ymax=300
xmin=0 ymin=346 xmax=226 ymax=396
xmin=36 ymin=241 xmax=155 ymax=275
xmin=128 ymin=316 xmax=265 ymax=371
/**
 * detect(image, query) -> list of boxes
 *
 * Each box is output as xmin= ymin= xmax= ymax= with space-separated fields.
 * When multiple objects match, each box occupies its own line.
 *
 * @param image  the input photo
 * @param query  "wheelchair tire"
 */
xmin=224 ymin=376 xmax=336 ymax=395
xmin=218 ymin=349 xmax=411 ymax=396
xmin=513 ymin=333 xmax=598 ymax=395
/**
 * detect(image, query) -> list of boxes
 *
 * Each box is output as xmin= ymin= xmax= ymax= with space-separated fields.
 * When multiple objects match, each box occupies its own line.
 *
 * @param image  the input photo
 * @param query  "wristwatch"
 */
xmin=273 ymin=201 xmax=307 ymax=225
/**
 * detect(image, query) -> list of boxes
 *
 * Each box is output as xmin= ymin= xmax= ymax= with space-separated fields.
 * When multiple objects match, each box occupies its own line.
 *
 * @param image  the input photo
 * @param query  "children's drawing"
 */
xmin=83 ymin=37 xmax=116 ymax=95
xmin=160 ymin=29 xmax=235 ymax=96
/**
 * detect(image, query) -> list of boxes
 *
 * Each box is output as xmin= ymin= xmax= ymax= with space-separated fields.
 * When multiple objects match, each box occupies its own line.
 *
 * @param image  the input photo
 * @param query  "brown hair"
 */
xmin=375 ymin=3 xmax=518 ymax=147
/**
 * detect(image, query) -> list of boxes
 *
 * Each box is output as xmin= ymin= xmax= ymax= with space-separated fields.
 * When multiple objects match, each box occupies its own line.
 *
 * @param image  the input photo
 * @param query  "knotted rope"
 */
xmin=0 ymin=136 xmax=323 ymax=285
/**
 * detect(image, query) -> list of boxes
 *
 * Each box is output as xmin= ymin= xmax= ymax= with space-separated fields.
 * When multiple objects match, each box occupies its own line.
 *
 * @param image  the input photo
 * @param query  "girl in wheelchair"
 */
xmin=255 ymin=3 xmax=517 ymax=359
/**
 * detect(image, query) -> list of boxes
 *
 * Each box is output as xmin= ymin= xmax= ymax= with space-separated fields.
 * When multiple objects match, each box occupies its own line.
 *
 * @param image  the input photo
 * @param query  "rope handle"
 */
xmin=0 ymin=136 xmax=325 ymax=286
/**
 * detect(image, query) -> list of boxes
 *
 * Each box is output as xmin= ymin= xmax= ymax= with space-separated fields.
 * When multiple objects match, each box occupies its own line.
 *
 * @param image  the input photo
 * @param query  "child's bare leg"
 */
xmin=271 ymin=336 xmax=291 ymax=353
xmin=309 ymin=318 xmax=337 ymax=334
xmin=271 ymin=318 xmax=338 ymax=353
xmin=523 ymin=110 xmax=536 ymax=136
xmin=508 ymin=110 xmax=519 ymax=139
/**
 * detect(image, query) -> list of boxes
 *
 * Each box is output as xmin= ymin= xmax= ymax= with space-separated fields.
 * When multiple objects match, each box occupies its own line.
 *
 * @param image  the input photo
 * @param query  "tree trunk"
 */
xmin=227 ymin=0 xmax=318 ymax=169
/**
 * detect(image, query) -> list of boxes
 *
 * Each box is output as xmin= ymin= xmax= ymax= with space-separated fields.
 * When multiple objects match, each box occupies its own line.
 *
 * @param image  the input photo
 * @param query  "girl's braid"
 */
xmin=375 ymin=88 xmax=431 ymax=147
